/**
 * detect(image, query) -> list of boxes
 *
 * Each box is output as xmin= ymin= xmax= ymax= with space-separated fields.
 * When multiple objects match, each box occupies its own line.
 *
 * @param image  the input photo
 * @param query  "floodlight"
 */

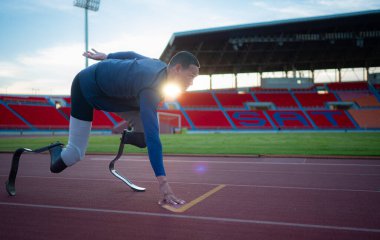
xmin=73 ymin=0 xmax=100 ymax=11
xmin=74 ymin=0 xmax=101 ymax=67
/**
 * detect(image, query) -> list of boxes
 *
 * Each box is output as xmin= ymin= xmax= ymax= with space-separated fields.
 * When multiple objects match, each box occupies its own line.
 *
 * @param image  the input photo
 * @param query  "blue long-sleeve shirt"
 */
xmin=80 ymin=51 xmax=167 ymax=176
xmin=109 ymin=52 xmax=166 ymax=176
xmin=139 ymin=89 xmax=165 ymax=176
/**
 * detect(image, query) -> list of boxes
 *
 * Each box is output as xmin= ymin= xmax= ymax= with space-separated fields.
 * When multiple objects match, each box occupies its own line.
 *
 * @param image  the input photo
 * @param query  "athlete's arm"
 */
xmin=138 ymin=89 xmax=165 ymax=176
xmin=139 ymin=89 xmax=185 ymax=206
xmin=107 ymin=51 xmax=148 ymax=60
xmin=83 ymin=49 xmax=148 ymax=61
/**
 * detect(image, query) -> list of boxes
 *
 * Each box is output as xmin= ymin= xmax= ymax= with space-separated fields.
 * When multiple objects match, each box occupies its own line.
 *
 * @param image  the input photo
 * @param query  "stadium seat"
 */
xmin=109 ymin=112 xmax=125 ymax=123
xmin=2 ymin=87 xmax=380 ymax=131
xmin=215 ymin=93 xmax=255 ymax=108
xmin=0 ymin=104 xmax=29 ymax=129
xmin=255 ymin=93 xmax=298 ymax=108
xmin=348 ymin=109 xmax=380 ymax=129
xmin=307 ymin=110 xmax=355 ymax=129
xmin=337 ymin=91 xmax=372 ymax=102
xmin=0 ymin=96 xmax=48 ymax=105
xmin=185 ymin=110 xmax=232 ymax=129
xmin=9 ymin=105 xmax=68 ymax=129
xmin=176 ymin=92 xmax=218 ymax=108
xmin=60 ymin=107 xmax=114 ymax=129
xmin=267 ymin=110 xmax=313 ymax=129
xmin=92 ymin=110 xmax=115 ymax=129
xmin=294 ymin=92 xmax=337 ymax=108
xmin=227 ymin=110 xmax=272 ymax=129
xmin=63 ymin=97 xmax=71 ymax=105
xmin=354 ymin=95 xmax=380 ymax=107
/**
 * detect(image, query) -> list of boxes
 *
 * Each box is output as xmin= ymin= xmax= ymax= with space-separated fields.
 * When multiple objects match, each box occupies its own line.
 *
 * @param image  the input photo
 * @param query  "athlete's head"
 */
xmin=167 ymin=51 xmax=200 ymax=91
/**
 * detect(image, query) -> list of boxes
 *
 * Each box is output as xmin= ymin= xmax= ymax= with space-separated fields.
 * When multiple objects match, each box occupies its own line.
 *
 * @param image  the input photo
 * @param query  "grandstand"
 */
xmin=1 ymin=80 xmax=379 ymax=132
xmin=1 ymin=10 xmax=380 ymax=134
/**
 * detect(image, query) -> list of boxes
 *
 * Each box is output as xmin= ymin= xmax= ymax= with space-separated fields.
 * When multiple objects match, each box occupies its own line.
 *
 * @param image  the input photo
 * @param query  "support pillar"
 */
xmin=234 ymin=73 xmax=238 ymax=89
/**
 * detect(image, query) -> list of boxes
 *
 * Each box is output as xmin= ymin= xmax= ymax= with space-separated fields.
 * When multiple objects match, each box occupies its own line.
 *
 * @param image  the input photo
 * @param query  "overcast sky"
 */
xmin=1 ymin=0 xmax=379 ymax=95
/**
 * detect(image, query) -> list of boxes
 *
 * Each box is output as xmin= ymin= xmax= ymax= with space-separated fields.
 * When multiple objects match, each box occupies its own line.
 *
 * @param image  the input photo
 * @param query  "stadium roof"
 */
xmin=160 ymin=10 xmax=380 ymax=75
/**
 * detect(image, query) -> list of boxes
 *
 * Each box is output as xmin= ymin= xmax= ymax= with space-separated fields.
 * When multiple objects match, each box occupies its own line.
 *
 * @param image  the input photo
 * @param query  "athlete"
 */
xmin=49 ymin=49 xmax=200 ymax=206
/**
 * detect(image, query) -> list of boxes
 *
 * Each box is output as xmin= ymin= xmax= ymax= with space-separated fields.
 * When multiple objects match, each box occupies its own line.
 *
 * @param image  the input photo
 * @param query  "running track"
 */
xmin=0 ymin=153 xmax=379 ymax=239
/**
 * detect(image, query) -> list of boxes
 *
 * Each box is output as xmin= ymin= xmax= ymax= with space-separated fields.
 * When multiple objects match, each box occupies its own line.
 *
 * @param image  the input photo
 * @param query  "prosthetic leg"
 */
xmin=5 ymin=142 xmax=64 ymax=196
xmin=5 ymin=128 xmax=146 ymax=196
xmin=109 ymin=127 xmax=146 ymax=192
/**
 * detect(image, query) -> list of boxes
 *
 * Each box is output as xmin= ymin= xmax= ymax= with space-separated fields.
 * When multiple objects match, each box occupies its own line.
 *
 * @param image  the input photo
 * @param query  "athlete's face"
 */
xmin=169 ymin=64 xmax=199 ymax=90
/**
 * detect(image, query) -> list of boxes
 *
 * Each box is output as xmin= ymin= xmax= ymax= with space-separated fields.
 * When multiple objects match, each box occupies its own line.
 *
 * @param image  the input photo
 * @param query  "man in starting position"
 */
xmin=49 ymin=49 xmax=200 ymax=206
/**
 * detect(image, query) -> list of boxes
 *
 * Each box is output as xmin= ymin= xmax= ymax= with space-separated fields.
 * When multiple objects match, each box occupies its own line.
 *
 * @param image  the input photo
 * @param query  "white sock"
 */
xmin=61 ymin=116 xmax=92 ymax=166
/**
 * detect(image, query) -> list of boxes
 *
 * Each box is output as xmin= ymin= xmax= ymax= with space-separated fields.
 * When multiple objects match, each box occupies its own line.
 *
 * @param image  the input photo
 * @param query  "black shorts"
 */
xmin=70 ymin=71 xmax=94 ymax=122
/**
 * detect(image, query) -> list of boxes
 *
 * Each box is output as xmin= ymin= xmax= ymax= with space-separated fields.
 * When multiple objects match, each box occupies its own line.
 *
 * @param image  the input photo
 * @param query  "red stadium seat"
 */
xmin=176 ymin=92 xmax=218 ymax=108
xmin=337 ymin=91 xmax=380 ymax=107
xmin=9 ymin=105 xmax=68 ymax=129
xmin=307 ymin=110 xmax=355 ymax=129
xmin=0 ymin=104 xmax=29 ymax=129
xmin=255 ymin=93 xmax=298 ymax=108
xmin=227 ymin=110 xmax=272 ymax=129
xmin=294 ymin=93 xmax=337 ymax=108
xmin=109 ymin=112 xmax=125 ymax=123
xmin=185 ymin=110 xmax=232 ymax=129
xmin=60 ymin=107 xmax=114 ymax=129
xmin=215 ymin=93 xmax=255 ymax=108
xmin=63 ymin=97 xmax=71 ymax=104
xmin=92 ymin=110 xmax=114 ymax=129
xmin=0 ymin=96 xmax=48 ymax=104
xmin=267 ymin=110 xmax=313 ymax=129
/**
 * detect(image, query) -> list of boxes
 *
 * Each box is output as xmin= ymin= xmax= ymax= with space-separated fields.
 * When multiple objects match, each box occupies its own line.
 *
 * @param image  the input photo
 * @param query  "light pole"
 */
xmin=73 ymin=0 xmax=100 ymax=67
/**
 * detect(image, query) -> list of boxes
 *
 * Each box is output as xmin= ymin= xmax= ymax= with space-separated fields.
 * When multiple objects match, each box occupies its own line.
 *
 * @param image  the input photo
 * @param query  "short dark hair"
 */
xmin=168 ymin=51 xmax=200 ymax=69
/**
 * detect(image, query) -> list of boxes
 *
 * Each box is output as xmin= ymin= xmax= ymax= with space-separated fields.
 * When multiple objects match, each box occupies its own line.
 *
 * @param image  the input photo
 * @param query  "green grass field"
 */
xmin=0 ymin=132 xmax=380 ymax=156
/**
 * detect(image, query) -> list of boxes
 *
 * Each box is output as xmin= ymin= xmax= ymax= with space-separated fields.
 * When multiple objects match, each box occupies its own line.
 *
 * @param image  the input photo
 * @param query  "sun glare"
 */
xmin=162 ymin=83 xmax=182 ymax=100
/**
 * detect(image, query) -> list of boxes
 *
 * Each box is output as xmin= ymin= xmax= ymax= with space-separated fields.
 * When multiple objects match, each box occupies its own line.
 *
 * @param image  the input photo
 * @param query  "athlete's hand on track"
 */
xmin=157 ymin=176 xmax=186 ymax=206
xmin=82 ymin=48 xmax=107 ymax=61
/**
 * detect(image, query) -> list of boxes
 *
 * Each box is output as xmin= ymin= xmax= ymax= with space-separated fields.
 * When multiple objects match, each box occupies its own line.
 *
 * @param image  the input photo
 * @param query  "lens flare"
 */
xmin=193 ymin=163 xmax=208 ymax=174
xmin=162 ymin=83 xmax=182 ymax=100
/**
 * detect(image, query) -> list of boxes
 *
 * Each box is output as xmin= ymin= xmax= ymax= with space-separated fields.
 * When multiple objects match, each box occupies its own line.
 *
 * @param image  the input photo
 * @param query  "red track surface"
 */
xmin=1 ymin=153 xmax=380 ymax=239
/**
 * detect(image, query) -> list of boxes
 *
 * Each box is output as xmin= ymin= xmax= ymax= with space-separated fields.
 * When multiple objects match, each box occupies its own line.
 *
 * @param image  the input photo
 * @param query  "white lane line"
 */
xmin=1 ymin=175 xmax=378 ymax=193
xmin=89 ymin=157 xmax=380 ymax=167
xmin=2 ymin=166 xmax=379 ymax=176
xmin=1 ymin=202 xmax=379 ymax=233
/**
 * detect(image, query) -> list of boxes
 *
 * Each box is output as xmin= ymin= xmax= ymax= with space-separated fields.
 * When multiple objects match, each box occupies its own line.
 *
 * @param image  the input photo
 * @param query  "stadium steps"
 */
xmin=212 ymin=92 xmax=236 ymax=129
xmin=368 ymin=82 xmax=380 ymax=102
xmin=290 ymin=91 xmax=318 ymax=129
xmin=0 ymin=102 xmax=32 ymax=129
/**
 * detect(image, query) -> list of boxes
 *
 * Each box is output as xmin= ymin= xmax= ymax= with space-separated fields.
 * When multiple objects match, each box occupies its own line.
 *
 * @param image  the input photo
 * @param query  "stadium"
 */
xmin=1 ymin=10 xmax=380 ymax=134
xmin=1 ymin=5 xmax=380 ymax=240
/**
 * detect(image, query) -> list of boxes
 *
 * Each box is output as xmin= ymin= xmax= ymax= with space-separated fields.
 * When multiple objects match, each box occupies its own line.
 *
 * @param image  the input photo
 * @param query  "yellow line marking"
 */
xmin=161 ymin=184 xmax=226 ymax=213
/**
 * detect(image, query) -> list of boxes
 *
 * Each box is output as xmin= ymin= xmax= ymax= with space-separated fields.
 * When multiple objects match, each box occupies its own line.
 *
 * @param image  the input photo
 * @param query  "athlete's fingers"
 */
xmin=176 ymin=198 xmax=186 ymax=205
xmin=170 ymin=195 xmax=185 ymax=205
xmin=91 ymin=48 xmax=98 ymax=53
xmin=159 ymin=198 xmax=176 ymax=206
xmin=168 ymin=195 xmax=185 ymax=205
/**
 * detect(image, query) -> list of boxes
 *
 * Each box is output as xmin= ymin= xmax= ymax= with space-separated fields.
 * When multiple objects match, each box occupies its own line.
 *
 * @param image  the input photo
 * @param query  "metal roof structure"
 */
xmin=160 ymin=10 xmax=380 ymax=75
